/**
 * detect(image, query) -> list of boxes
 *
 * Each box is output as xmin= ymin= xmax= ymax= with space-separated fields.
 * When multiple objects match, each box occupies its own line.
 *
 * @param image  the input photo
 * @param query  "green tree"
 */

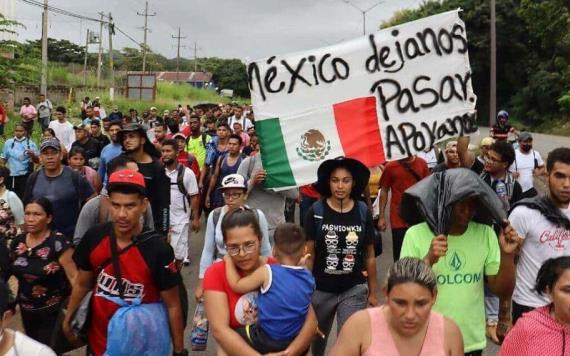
xmin=212 ymin=59 xmax=249 ymax=98
xmin=382 ymin=0 xmax=570 ymax=126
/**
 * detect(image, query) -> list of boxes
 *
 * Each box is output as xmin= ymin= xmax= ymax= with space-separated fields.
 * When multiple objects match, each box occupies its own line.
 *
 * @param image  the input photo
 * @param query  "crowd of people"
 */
xmin=0 ymin=94 xmax=567 ymax=356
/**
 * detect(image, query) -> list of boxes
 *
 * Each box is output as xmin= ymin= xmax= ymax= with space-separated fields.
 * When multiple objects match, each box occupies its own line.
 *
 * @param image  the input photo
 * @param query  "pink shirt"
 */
xmin=19 ymin=105 xmax=37 ymax=121
xmin=363 ymin=307 xmax=445 ymax=356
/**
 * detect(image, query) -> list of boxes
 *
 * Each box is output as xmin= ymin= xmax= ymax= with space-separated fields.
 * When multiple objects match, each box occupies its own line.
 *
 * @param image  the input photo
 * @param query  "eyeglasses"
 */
xmin=484 ymin=155 xmax=504 ymax=164
xmin=226 ymin=241 xmax=257 ymax=256
xmin=222 ymin=191 xmax=244 ymax=199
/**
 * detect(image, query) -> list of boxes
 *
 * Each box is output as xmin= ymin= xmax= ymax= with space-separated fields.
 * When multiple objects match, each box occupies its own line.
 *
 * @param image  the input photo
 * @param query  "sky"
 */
xmin=7 ymin=0 xmax=422 ymax=61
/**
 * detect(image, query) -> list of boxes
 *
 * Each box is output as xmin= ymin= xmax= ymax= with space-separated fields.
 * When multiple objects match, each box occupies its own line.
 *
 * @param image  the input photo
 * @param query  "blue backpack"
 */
xmin=312 ymin=200 xmax=382 ymax=257
xmin=103 ymin=297 xmax=171 ymax=356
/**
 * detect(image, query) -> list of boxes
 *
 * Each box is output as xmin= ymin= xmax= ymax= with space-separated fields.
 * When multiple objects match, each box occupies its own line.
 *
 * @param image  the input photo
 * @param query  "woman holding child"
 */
xmin=203 ymin=209 xmax=317 ymax=355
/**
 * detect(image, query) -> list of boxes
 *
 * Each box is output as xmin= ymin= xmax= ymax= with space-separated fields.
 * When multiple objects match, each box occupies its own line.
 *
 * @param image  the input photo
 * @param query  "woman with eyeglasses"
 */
xmin=195 ymin=173 xmax=272 ymax=303
xmin=202 ymin=208 xmax=317 ymax=355
xmin=6 ymin=198 xmax=77 ymax=353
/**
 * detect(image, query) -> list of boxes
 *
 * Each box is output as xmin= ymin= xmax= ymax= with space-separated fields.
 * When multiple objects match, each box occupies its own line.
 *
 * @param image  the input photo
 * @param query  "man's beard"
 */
xmin=163 ymin=157 xmax=175 ymax=165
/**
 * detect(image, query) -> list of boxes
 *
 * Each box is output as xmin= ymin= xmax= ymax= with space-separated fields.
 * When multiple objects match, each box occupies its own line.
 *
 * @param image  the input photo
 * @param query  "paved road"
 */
xmin=14 ymin=128 xmax=568 ymax=355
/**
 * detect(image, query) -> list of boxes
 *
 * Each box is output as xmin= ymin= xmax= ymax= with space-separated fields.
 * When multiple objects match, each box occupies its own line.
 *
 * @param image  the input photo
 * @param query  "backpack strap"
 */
xmin=312 ymin=200 xmax=325 ymax=240
xmin=201 ymin=132 xmax=208 ymax=148
xmin=212 ymin=207 xmax=223 ymax=227
xmin=175 ymin=164 xmax=190 ymax=213
xmin=22 ymin=170 xmax=40 ymax=204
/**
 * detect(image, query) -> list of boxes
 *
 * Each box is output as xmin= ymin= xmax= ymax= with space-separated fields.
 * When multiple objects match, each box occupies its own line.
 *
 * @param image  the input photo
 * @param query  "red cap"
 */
xmin=108 ymin=169 xmax=146 ymax=195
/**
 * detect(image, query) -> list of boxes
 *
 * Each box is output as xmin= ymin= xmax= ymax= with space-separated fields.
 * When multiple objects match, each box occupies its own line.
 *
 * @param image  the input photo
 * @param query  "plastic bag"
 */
xmin=399 ymin=168 xmax=506 ymax=235
xmin=103 ymin=296 xmax=171 ymax=356
xmin=191 ymin=302 xmax=209 ymax=351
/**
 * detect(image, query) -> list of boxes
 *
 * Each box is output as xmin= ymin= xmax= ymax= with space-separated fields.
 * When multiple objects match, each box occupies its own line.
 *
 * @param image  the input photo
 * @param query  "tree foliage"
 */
xmin=382 ymin=0 xmax=570 ymax=125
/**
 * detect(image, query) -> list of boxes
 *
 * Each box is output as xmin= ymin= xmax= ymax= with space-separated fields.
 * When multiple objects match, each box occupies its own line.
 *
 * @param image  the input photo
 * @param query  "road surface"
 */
xmin=12 ymin=128 xmax=568 ymax=355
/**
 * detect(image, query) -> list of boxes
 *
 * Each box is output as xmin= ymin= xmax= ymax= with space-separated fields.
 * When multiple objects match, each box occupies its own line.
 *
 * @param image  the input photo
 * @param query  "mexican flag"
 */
xmin=256 ymin=96 xmax=385 ymax=188
xmin=249 ymin=10 xmax=476 ymax=189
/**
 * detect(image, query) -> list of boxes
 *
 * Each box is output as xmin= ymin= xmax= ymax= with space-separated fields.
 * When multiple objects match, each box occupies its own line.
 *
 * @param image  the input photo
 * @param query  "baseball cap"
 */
xmin=518 ymin=132 xmax=533 ymax=141
xmin=480 ymin=137 xmax=495 ymax=147
xmin=219 ymin=174 xmax=247 ymax=190
xmin=73 ymin=123 xmax=88 ymax=130
xmin=107 ymin=169 xmax=147 ymax=196
xmin=172 ymin=132 xmax=186 ymax=140
xmin=150 ymin=106 xmax=158 ymax=111
xmin=40 ymin=138 xmax=61 ymax=152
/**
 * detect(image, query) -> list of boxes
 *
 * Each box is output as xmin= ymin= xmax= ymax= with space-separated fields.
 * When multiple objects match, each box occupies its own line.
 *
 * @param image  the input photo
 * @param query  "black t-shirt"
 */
xmin=72 ymin=138 xmax=102 ymax=164
xmin=305 ymin=201 xmax=374 ymax=293
xmin=9 ymin=232 xmax=72 ymax=310
xmin=492 ymin=124 xmax=513 ymax=140
xmin=136 ymin=159 xmax=171 ymax=235
xmin=471 ymin=157 xmax=485 ymax=175
xmin=92 ymin=133 xmax=110 ymax=148
xmin=0 ymin=237 xmax=10 ymax=281
xmin=73 ymin=222 xmax=180 ymax=356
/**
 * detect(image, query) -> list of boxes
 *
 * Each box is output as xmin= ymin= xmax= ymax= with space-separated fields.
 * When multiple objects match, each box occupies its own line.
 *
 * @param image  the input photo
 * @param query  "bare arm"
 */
xmin=206 ymin=157 xmax=222 ymax=202
xmin=487 ymin=224 xmax=520 ymax=299
xmin=377 ymin=187 xmax=389 ymax=231
xmin=305 ymin=241 xmax=315 ymax=272
xmin=62 ymin=269 xmax=94 ymax=344
xmin=161 ymin=286 xmax=185 ymax=353
xmin=283 ymin=306 xmax=318 ymax=356
xmin=204 ymin=290 xmax=260 ymax=356
xmin=444 ymin=318 xmax=464 ymax=356
xmin=365 ymin=244 xmax=378 ymax=306
xmin=58 ymin=248 xmax=77 ymax=284
xmin=223 ymin=255 xmax=268 ymax=294
xmin=330 ymin=309 xmax=369 ymax=356
xmin=457 ymin=136 xmax=475 ymax=169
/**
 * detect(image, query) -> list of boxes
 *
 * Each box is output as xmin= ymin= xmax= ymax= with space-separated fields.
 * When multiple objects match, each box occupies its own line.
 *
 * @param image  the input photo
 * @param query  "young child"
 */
xmin=224 ymin=223 xmax=315 ymax=354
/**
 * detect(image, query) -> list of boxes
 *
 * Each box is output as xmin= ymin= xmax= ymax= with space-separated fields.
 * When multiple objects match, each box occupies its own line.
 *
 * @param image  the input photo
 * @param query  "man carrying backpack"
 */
xmin=23 ymin=138 xmax=95 ymax=238
xmin=161 ymin=139 xmax=200 ymax=268
xmin=1 ymin=123 xmax=39 ymax=200
xmin=63 ymin=170 xmax=187 ymax=356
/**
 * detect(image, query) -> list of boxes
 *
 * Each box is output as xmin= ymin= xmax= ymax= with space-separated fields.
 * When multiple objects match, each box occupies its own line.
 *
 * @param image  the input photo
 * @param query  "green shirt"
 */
xmin=185 ymin=134 xmax=211 ymax=169
xmin=400 ymin=222 xmax=500 ymax=352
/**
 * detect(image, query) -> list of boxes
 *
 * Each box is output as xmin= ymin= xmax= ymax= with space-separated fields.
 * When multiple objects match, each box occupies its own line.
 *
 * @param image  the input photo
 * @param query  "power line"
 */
xmin=16 ymin=0 xmax=106 ymax=24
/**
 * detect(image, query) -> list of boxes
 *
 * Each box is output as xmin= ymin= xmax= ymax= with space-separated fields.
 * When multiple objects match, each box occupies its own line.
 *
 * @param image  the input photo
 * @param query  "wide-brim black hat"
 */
xmin=315 ymin=157 xmax=370 ymax=198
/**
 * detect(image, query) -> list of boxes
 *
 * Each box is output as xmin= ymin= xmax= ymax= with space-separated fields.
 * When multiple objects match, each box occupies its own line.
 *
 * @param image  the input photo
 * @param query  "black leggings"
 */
xmin=20 ymin=304 xmax=60 ymax=347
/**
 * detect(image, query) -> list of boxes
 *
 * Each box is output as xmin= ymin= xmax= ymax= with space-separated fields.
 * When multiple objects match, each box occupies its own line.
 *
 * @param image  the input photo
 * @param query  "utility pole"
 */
xmin=83 ymin=29 xmax=89 ymax=86
xmin=171 ymin=27 xmax=186 ymax=82
xmin=40 ymin=0 xmax=48 ymax=95
xmin=193 ymin=42 xmax=198 ymax=73
xmin=96 ymin=12 xmax=104 ymax=88
xmin=489 ymin=0 xmax=497 ymax=127
xmin=108 ymin=12 xmax=115 ymax=100
xmin=137 ymin=1 xmax=156 ymax=72
xmin=341 ymin=0 xmax=383 ymax=35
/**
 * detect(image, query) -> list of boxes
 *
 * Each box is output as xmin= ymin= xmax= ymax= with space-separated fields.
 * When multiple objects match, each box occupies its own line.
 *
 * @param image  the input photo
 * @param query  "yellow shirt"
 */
xmin=185 ymin=134 xmax=211 ymax=169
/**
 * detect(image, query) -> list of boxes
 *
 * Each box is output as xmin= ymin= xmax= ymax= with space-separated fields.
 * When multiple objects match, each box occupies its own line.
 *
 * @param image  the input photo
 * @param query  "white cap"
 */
xmin=220 ymin=174 xmax=247 ymax=190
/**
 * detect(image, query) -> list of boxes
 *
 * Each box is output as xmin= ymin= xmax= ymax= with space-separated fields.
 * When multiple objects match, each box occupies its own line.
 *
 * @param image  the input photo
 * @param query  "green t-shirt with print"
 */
xmin=400 ymin=222 xmax=500 ymax=353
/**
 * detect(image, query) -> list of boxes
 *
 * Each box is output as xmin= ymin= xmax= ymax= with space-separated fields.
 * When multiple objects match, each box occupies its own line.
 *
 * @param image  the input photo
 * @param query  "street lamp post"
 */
xmin=342 ymin=0 xmax=384 ymax=35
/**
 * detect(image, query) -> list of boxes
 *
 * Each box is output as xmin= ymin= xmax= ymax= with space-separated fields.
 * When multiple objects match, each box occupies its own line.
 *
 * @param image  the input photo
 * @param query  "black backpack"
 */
xmin=172 ymin=164 xmax=192 ymax=213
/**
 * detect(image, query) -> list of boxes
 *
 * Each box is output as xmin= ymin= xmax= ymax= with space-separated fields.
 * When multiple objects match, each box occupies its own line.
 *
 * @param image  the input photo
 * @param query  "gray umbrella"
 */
xmin=399 ymin=168 xmax=506 ymax=235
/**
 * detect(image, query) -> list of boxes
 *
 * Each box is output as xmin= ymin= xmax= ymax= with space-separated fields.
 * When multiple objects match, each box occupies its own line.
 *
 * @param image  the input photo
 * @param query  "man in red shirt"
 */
xmin=63 ymin=170 xmax=187 ymax=356
xmin=378 ymin=156 xmax=430 ymax=261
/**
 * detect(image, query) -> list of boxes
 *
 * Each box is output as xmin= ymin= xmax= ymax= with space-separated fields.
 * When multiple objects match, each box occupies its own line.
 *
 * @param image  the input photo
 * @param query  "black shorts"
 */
xmin=236 ymin=324 xmax=293 ymax=354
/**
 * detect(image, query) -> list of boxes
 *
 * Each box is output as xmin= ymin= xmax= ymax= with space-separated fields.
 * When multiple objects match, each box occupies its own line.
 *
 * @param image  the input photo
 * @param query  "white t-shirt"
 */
xmin=36 ymin=99 xmax=52 ymax=119
xmin=4 ymin=330 xmax=56 ymax=356
xmin=417 ymin=148 xmax=438 ymax=169
xmin=510 ymin=205 xmax=570 ymax=307
xmin=48 ymin=120 xmax=75 ymax=151
xmin=166 ymin=166 xmax=199 ymax=225
xmin=228 ymin=116 xmax=253 ymax=132
xmin=509 ymin=149 xmax=544 ymax=192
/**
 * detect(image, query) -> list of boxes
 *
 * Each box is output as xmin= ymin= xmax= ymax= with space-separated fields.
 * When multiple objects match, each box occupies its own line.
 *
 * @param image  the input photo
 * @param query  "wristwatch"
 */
xmin=173 ymin=350 xmax=189 ymax=356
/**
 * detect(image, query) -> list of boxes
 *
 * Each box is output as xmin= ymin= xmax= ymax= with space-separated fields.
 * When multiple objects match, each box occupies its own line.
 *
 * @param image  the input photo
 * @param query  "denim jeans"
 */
xmin=484 ymin=282 xmax=499 ymax=322
xmin=311 ymin=283 xmax=368 ymax=356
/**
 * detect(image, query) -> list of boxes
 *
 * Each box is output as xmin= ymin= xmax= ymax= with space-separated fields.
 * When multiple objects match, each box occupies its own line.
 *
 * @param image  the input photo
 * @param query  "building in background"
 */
xmin=155 ymin=71 xmax=215 ymax=89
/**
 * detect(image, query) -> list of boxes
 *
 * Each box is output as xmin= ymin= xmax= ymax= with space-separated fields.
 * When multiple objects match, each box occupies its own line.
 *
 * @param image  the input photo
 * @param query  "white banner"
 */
xmin=248 ymin=9 xmax=477 ymax=165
